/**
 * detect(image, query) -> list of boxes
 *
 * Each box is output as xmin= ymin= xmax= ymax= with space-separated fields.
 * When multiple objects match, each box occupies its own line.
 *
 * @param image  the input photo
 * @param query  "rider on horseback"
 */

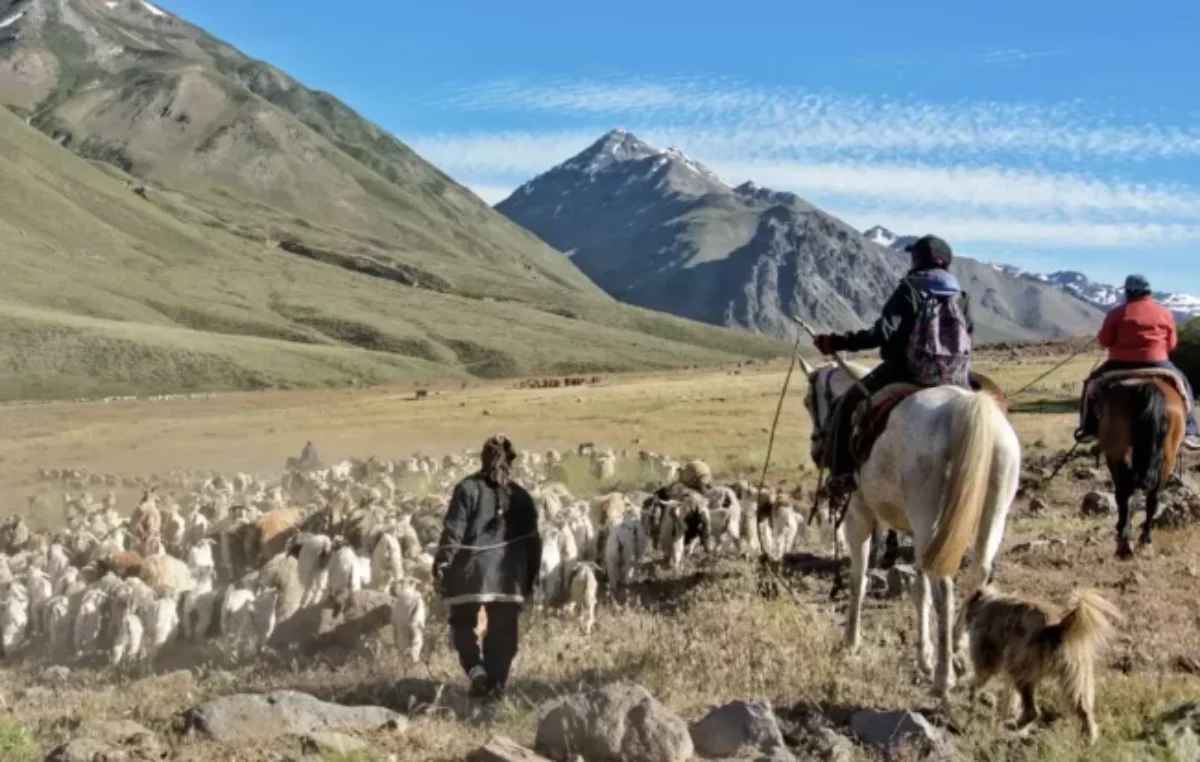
xmin=1076 ymin=274 xmax=1200 ymax=450
xmin=813 ymin=234 xmax=974 ymax=497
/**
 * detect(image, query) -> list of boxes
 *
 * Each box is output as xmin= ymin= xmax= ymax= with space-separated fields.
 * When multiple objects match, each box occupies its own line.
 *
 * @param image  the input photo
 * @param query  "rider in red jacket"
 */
xmin=1077 ymin=274 xmax=1199 ymax=449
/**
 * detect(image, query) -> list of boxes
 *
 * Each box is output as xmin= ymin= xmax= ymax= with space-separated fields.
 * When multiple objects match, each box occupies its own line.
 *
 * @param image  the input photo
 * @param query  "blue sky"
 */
xmin=159 ymin=0 xmax=1200 ymax=292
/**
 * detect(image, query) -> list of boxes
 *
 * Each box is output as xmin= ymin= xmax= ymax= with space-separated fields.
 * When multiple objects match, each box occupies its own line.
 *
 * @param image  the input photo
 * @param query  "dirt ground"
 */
xmin=2 ymin=349 xmax=1197 ymax=762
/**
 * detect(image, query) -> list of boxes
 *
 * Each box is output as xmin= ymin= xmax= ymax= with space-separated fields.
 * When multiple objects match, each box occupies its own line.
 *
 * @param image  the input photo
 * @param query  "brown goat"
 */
xmin=244 ymin=508 xmax=304 ymax=569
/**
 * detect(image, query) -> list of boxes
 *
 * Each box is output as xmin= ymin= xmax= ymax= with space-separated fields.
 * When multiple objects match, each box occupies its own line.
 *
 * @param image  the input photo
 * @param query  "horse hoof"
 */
xmin=1116 ymin=544 xmax=1134 ymax=561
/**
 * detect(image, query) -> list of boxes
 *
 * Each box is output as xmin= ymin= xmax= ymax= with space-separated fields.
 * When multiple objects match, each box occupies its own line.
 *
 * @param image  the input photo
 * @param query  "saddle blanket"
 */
xmin=1085 ymin=368 xmax=1194 ymax=422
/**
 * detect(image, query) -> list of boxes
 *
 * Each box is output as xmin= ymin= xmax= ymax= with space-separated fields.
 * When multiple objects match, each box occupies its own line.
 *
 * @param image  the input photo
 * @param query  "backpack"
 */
xmin=906 ymin=291 xmax=972 ymax=387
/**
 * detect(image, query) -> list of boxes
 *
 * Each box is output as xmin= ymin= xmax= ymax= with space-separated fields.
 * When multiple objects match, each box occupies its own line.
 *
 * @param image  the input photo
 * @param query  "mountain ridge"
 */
xmin=497 ymin=130 xmax=1107 ymax=342
xmin=866 ymin=225 xmax=1200 ymax=325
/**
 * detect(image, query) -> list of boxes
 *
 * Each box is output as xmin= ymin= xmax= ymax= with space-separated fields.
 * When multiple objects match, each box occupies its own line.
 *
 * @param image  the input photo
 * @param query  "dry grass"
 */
xmin=2 ymin=349 xmax=1197 ymax=761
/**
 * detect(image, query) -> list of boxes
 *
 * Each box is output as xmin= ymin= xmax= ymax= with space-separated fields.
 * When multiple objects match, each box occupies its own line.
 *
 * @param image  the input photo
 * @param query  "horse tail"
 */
xmin=921 ymin=391 xmax=1000 ymax=578
xmin=1128 ymin=383 xmax=1167 ymax=492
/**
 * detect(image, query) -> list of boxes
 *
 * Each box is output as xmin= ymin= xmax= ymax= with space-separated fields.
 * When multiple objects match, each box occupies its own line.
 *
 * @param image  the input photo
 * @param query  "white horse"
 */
xmin=800 ymin=359 xmax=1021 ymax=696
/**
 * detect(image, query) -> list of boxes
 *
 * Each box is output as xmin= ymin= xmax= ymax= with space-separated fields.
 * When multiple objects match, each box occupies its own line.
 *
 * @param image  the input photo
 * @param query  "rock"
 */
xmin=44 ymin=721 xmax=163 ymax=762
xmin=866 ymin=570 xmax=888 ymax=596
xmin=849 ymin=709 xmax=944 ymax=756
xmin=754 ymin=749 xmax=797 ymax=762
xmin=44 ymin=738 xmax=122 ymax=762
xmin=782 ymin=705 xmax=855 ymax=762
xmin=1153 ymin=699 xmax=1200 ymax=760
xmin=483 ymin=409 xmax=493 ymax=416
xmin=886 ymin=565 xmax=917 ymax=599
xmin=1073 ymin=466 xmax=1102 ymax=482
xmin=467 ymin=736 xmax=554 ymax=762
xmin=1081 ymin=491 xmax=1116 ymax=517
xmin=41 ymin=666 xmax=71 ymax=684
xmin=690 ymin=700 xmax=784 ymax=758
xmin=1029 ymin=497 xmax=1050 ymax=516
xmin=535 ymin=682 xmax=693 ymax=762
xmin=300 ymin=731 xmax=367 ymax=755
xmin=179 ymin=690 xmax=405 ymax=743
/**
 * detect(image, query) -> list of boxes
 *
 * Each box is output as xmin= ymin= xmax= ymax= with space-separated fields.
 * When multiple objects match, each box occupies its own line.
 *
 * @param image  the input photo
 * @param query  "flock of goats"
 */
xmin=0 ymin=445 xmax=798 ymax=673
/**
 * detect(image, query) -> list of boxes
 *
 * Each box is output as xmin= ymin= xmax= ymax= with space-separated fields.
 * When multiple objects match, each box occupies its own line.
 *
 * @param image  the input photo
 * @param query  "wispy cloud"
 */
xmin=975 ymin=48 xmax=1064 ymax=67
xmin=430 ymin=77 xmax=1200 ymax=161
xmin=411 ymin=75 xmax=1200 ymax=256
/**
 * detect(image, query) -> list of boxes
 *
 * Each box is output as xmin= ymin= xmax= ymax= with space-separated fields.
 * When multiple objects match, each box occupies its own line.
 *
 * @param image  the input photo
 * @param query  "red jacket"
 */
xmin=1098 ymin=296 xmax=1177 ymax=363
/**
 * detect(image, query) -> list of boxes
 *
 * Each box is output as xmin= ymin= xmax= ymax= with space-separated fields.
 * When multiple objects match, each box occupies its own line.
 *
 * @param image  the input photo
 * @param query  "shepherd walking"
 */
xmin=434 ymin=435 xmax=542 ymax=700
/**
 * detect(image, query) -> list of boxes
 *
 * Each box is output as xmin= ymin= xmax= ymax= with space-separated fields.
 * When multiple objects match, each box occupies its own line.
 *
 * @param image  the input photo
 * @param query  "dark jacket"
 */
xmin=831 ymin=268 xmax=973 ymax=366
xmin=434 ymin=473 xmax=541 ymax=606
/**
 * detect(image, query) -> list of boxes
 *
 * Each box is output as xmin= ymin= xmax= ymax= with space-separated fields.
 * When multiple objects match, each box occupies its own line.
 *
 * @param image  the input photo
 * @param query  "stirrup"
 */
xmin=1074 ymin=428 xmax=1097 ymax=444
xmin=1184 ymin=436 xmax=1200 ymax=452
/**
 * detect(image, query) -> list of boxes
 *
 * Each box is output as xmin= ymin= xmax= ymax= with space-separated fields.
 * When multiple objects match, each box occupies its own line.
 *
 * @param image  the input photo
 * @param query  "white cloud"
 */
xmin=467 ymin=184 xmax=514 ymax=205
xmin=706 ymin=160 xmax=1200 ymax=218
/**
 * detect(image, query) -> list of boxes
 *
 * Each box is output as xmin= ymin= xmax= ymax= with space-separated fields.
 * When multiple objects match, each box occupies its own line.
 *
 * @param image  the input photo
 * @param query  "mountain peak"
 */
xmin=561 ymin=128 xmax=658 ymax=175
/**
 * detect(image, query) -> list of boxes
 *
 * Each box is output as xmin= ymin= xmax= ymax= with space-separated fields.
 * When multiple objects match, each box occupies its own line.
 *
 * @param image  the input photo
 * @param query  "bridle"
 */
xmin=808 ymin=366 xmax=839 ymax=460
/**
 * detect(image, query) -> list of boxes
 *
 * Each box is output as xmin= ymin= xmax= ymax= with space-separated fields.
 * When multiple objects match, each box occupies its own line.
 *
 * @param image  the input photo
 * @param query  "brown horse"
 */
xmin=1096 ymin=377 xmax=1185 ymax=558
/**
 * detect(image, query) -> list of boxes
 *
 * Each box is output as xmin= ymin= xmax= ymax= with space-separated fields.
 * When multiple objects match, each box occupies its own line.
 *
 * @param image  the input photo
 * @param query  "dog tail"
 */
xmin=1048 ymin=590 xmax=1123 ymax=709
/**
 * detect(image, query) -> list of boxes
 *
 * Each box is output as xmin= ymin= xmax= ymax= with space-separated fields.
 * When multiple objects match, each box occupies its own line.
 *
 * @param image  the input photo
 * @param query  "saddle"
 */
xmin=1083 ymin=367 xmax=1194 ymax=422
xmin=847 ymin=373 xmax=1004 ymax=467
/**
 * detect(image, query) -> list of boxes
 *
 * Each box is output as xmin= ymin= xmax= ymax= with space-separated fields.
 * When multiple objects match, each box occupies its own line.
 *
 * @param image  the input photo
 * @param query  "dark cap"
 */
xmin=905 ymin=235 xmax=953 ymax=268
xmin=1124 ymin=274 xmax=1151 ymax=294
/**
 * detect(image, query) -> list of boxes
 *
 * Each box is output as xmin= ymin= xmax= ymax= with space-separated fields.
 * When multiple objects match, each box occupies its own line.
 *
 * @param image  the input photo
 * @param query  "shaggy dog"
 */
xmin=963 ymin=585 xmax=1122 ymax=744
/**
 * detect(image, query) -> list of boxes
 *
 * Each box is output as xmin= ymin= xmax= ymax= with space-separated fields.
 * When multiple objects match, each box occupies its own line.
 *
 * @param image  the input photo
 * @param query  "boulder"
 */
xmin=178 ymin=690 xmax=405 ymax=743
xmin=689 ymin=700 xmax=784 ymax=758
xmin=44 ymin=720 xmax=162 ymax=762
xmin=1081 ymin=491 xmax=1116 ymax=518
xmin=535 ymin=682 xmax=693 ymax=762
xmin=849 ymin=709 xmax=944 ymax=756
xmin=468 ymin=736 xmax=555 ymax=762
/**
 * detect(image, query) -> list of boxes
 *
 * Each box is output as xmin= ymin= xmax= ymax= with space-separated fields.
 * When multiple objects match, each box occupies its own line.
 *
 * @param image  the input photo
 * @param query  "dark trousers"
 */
xmin=1082 ymin=360 xmax=1197 ymax=436
xmin=449 ymin=602 xmax=522 ymax=690
xmin=826 ymin=362 xmax=912 ymax=479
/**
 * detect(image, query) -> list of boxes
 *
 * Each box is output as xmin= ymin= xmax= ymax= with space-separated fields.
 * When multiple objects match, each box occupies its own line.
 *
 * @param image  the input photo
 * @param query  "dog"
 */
xmin=962 ymin=585 xmax=1123 ymax=745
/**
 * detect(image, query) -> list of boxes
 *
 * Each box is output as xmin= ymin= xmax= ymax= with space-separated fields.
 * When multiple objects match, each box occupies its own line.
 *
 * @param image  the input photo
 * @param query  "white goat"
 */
xmin=294 ymin=534 xmax=333 ymax=607
xmin=0 ymin=584 xmax=29 ymax=656
xmin=110 ymin=612 xmax=144 ymax=665
xmin=537 ymin=528 xmax=564 ymax=605
xmin=140 ymin=597 xmax=179 ymax=659
xmin=566 ymin=563 xmax=599 ymax=635
xmin=187 ymin=539 xmax=217 ymax=578
xmin=327 ymin=545 xmax=371 ymax=597
xmin=604 ymin=516 xmax=645 ymax=589
xmin=45 ymin=595 xmax=71 ymax=653
xmin=74 ymin=588 xmax=108 ymax=657
xmin=390 ymin=579 xmax=426 ymax=663
xmin=370 ymin=532 xmax=404 ymax=591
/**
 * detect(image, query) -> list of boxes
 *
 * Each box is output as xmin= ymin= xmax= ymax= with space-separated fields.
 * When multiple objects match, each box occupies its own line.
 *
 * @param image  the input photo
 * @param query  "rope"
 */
xmin=436 ymin=532 xmax=538 ymax=553
xmin=1006 ymin=336 xmax=1100 ymax=399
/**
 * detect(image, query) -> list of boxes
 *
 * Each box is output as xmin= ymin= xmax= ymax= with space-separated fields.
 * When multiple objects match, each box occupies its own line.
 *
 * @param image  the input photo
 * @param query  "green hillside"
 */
xmin=0 ymin=0 xmax=787 ymax=399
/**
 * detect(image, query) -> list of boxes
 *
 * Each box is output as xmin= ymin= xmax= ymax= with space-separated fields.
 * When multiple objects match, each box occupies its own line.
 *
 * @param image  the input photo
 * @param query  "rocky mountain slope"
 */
xmin=497 ymin=130 xmax=1105 ymax=342
xmin=0 ymin=1 xmax=785 ymax=398
xmin=867 ymin=226 xmax=1200 ymax=325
